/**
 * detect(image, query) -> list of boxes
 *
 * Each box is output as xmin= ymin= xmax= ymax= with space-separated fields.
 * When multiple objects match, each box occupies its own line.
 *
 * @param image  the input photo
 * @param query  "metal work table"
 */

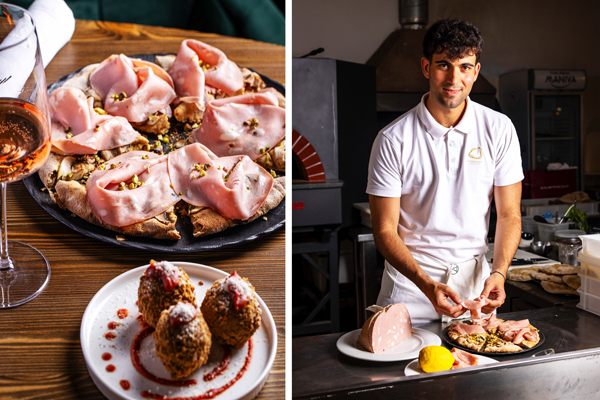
xmin=292 ymin=307 xmax=600 ymax=399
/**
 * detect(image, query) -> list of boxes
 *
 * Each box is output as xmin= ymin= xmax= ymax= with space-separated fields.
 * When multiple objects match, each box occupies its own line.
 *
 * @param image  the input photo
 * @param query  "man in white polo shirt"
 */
xmin=367 ymin=18 xmax=523 ymax=322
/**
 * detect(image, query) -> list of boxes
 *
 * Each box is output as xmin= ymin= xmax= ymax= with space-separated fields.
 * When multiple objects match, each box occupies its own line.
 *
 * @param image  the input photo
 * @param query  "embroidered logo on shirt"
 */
xmin=468 ymin=147 xmax=483 ymax=159
xmin=467 ymin=147 xmax=483 ymax=165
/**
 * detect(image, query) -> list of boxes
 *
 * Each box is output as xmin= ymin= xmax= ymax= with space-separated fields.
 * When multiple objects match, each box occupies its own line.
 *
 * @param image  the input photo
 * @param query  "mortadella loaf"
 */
xmin=358 ymin=303 xmax=413 ymax=353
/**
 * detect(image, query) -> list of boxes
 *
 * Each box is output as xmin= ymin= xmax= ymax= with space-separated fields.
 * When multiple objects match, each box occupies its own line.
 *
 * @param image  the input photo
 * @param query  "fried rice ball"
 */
xmin=201 ymin=271 xmax=261 ymax=348
xmin=138 ymin=260 xmax=196 ymax=328
xmin=154 ymin=301 xmax=212 ymax=379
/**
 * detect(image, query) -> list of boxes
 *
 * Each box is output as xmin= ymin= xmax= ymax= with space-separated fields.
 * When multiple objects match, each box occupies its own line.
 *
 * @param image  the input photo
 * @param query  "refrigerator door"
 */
xmin=531 ymin=93 xmax=582 ymax=188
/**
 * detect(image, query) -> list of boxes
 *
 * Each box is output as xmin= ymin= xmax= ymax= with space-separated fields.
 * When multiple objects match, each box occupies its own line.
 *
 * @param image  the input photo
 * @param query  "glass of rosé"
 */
xmin=0 ymin=3 xmax=52 ymax=307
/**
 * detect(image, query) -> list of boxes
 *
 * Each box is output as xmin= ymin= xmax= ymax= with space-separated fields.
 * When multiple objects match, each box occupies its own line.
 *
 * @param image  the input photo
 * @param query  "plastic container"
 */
xmin=353 ymin=202 xmax=372 ymax=228
xmin=522 ymin=216 xmax=538 ymax=237
xmin=577 ymin=291 xmax=600 ymax=318
xmin=579 ymin=234 xmax=600 ymax=258
xmin=580 ymin=275 xmax=600 ymax=297
xmin=521 ymin=198 xmax=599 ymax=217
xmin=577 ymin=253 xmax=600 ymax=279
xmin=536 ymin=221 xmax=573 ymax=242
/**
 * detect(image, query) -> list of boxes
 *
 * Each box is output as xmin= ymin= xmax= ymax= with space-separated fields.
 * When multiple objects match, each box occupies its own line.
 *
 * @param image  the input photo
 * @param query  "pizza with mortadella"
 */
xmin=446 ymin=296 xmax=541 ymax=353
xmin=38 ymin=39 xmax=285 ymax=241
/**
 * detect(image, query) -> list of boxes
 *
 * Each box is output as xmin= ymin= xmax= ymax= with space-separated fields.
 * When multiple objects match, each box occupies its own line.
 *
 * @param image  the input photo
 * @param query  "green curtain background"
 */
xmin=10 ymin=0 xmax=285 ymax=45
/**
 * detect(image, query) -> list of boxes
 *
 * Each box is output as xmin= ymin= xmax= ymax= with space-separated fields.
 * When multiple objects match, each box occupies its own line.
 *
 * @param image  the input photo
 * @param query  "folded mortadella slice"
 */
xmin=87 ymin=151 xmax=180 ymax=227
xmin=480 ymin=313 xmax=502 ymax=331
xmin=451 ymin=348 xmax=479 ymax=369
xmin=169 ymin=39 xmax=243 ymax=96
xmin=49 ymin=87 xmax=140 ymax=155
xmin=191 ymin=90 xmax=285 ymax=160
xmin=89 ymin=54 xmax=176 ymax=123
xmin=167 ymin=143 xmax=273 ymax=221
xmin=168 ymin=40 xmax=208 ymax=106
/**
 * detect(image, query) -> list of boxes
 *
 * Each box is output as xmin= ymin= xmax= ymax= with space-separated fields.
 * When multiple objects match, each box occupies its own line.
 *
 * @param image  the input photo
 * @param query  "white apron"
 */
xmin=376 ymin=250 xmax=491 ymax=323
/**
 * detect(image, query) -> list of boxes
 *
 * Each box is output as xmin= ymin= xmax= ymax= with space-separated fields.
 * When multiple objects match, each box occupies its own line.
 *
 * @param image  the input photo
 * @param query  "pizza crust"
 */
xmin=507 ymin=267 xmax=540 ymax=282
xmin=54 ymin=180 xmax=181 ymax=240
xmin=562 ymin=274 xmax=581 ymax=290
xmin=541 ymin=264 xmax=580 ymax=275
xmin=188 ymin=177 xmax=285 ymax=237
xmin=541 ymin=281 xmax=580 ymax=295
xmin=530 ymin=271 xmax=564 ymax=283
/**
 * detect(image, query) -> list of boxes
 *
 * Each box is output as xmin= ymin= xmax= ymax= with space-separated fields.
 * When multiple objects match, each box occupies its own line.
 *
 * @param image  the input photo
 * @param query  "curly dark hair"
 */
xmin=423 ymin=18 xmax=483 ymax=62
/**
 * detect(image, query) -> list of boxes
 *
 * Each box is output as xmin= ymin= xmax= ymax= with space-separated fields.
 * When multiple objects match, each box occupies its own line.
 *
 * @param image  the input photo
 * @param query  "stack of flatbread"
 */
xmin=507 ymin=264 xmax=580 ymax=295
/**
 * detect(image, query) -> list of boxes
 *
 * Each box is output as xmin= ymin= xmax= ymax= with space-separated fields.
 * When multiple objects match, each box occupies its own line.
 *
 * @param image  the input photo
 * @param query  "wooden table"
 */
xmin=0 ymin=21 xmax=285 ymax=399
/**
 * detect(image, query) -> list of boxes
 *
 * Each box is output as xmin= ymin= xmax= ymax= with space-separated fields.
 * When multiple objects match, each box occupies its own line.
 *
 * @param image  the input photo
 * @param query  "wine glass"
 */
xmin=0 ymin=3 xmax=52 ymax=307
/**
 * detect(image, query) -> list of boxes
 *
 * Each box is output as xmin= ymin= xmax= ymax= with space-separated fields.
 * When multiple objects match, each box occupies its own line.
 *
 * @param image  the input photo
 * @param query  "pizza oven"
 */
xmin=291 ymin=57 xmax=377 ymax=335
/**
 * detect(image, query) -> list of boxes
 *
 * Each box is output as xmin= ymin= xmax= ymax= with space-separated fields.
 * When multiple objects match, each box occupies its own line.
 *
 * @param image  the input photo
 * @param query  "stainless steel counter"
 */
xmin=292 ymin=307 xmax=600 ymax=399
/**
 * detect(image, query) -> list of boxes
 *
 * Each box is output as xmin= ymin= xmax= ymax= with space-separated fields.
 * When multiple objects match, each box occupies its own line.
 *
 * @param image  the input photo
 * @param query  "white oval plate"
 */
xmin=336 ymin=328 xmax=441 ymax=362
xmin=80 ymin=262 xmax=277 ymax=400
xmin=404 ymin=354 xmax=498 ymax=375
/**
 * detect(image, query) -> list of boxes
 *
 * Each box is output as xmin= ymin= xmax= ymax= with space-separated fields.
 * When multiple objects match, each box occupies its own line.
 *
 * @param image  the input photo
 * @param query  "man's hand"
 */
xmin=422 ymin=281 xmax=467 ymax=318
xmin=480 ymin=273 xmax=506 ymax=314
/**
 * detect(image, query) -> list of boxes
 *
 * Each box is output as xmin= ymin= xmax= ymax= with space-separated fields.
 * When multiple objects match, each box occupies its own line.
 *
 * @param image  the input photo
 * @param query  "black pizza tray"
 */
xmin=23 ymin=53 xmax=285 ymax=253
xmin=442 ymin=320 xmax=545 ymax=356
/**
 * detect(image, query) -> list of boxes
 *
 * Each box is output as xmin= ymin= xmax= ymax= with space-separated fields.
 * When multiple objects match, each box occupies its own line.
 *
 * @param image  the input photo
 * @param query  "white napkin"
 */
xmin=0 ymin=0 xmax=74 ymax=97
xmin=28 ymin=0 xmax=75 ymax=68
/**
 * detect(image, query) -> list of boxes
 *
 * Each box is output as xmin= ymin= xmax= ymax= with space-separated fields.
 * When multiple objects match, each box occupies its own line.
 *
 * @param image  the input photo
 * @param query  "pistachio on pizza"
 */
xmin=38 ymin=39 xmax=286 ymax=241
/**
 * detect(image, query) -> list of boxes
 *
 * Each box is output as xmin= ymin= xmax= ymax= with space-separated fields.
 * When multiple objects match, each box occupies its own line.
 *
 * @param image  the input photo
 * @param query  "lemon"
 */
xmin=418 ymin=346 xmax=454 ymax=373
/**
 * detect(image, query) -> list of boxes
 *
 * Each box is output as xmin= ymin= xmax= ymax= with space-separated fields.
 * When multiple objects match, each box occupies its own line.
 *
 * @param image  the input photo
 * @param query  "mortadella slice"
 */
xmin=49 ymin=87 xmax=140 ymax=155
xmin=481 ymin=313 xmax=502 ymax=331
xmin=168 ymin=40 xmax=208 ymax=106
xmin=191 ymin=90 xmax=285 ymax=160
xmin=87 ymin=151 xmax=180 ymax=227
xmin=358 ymin=303 xmax=413 ymax=353
xmin=167 ymin=143 xmax=273 ymax=221
xmin=451 ymin=347 xmax=479 ymax=369
xmin=169 ymin=39 xmax=243 ymax=96
xmin=449 ymin=323 xmax=487 ymax=335
xmin=498 ymin=319 xmax=530 ymax=332
xmin=462 ymin=295 xmax=491 ymax=321
xmin=89 ymin=54 xmax=176 ymax=123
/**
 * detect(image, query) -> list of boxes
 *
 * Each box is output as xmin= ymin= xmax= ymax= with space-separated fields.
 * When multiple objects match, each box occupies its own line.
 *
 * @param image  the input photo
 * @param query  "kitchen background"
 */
xmin=291 ymin=0 xmax=600 ymax=336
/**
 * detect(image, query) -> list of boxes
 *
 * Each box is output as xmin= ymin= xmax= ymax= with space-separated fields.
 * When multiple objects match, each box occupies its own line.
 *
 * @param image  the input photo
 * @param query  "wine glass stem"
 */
xmin=0 ymin=182 xmax=13 ymax=270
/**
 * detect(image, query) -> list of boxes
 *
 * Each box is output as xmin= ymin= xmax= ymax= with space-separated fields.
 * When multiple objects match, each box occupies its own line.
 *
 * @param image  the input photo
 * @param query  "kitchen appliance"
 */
xmin=292 ymin=57 xmax=377 ymax=336
xmin=554 ymin=230 xmax=586 ymax=266
xmin=499 ymin=69 xmax=586 ymax=194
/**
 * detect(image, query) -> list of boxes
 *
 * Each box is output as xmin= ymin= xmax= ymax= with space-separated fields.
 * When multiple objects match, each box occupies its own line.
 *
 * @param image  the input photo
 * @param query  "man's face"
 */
xmin=421 ymin=51 xmax=480 ymax=110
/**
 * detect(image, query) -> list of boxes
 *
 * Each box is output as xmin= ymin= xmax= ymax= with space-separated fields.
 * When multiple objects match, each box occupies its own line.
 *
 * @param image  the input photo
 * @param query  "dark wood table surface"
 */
xmin=0 ymin=20 xmax=285 ymax=399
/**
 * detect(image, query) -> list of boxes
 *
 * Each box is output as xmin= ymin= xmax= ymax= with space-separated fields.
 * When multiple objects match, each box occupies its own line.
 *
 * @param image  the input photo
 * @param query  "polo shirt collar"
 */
xmin=417 ymin=93 xmax=475 ymax=138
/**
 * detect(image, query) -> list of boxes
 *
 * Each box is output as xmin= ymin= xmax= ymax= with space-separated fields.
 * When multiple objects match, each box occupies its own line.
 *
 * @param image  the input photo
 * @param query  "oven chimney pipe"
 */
xmin=399 ymin=0 xmax=428 ymax=30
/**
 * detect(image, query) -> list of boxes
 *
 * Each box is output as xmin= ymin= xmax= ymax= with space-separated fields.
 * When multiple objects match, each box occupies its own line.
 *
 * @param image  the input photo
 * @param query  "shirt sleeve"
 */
xmin=366 ymin=132 xmax=403 ymax=197
xmin=494 ymin=119 xmax=524 ymax=186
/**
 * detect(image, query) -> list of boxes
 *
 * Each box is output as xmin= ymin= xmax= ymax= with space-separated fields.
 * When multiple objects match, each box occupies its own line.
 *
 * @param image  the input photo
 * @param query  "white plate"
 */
xmin=404 ymin=354 xmax=499 ymax=375
xmin=336 ymin=328 xmax=441 ymax=362
xmin=80 ymin=262 xmax=277 ymax=400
